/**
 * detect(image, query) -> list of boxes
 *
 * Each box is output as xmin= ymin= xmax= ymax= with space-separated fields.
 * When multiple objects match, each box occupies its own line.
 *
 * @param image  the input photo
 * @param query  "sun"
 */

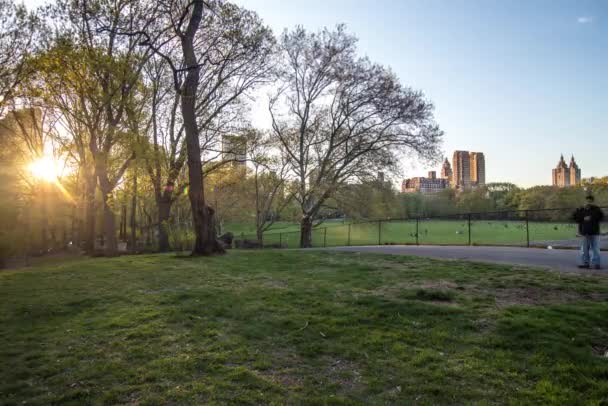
xmin=29 ymin=156 xmax=60 ymax=182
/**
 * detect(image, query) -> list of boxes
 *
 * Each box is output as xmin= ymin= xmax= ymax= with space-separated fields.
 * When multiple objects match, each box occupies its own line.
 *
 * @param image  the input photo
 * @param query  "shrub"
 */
xmin=167 ymin=225 xmax=195 ymax=253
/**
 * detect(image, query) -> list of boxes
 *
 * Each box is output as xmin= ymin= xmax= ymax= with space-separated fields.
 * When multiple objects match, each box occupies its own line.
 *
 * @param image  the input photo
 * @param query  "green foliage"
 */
xmin=398 ymin=184 xmax=608 ymax=219
xmin=336 ymin=179 xmax=402 ymax=220
xmin=167 ymin=224 xmax=195 ymax=252
xmin=2 ymin=251 xmax=608 ymax=403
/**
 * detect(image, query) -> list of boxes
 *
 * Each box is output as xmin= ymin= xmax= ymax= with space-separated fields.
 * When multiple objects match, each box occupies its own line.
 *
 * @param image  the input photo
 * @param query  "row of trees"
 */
xmin=344 ymin=181 xmax=608 ymax=221
xmin=0 ymin=0 xmax=442 ymax=261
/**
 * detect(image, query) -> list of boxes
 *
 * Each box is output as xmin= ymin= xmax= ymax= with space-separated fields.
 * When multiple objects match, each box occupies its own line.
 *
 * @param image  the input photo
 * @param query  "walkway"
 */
xmin=327 ymin=245 xmax=608 ymax=275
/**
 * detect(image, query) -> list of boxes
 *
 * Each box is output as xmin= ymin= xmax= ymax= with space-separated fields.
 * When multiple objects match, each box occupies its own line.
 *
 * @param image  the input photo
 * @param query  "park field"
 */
xmin=232 ymin=220 xmax=579 ymax=248
xmin=2 ymin=251 xmax=608 ymax=404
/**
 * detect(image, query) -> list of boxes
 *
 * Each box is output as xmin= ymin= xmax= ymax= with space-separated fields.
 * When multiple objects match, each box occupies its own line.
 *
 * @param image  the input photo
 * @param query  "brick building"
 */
xmin=401 ymin=171 xmax=449 ymax=194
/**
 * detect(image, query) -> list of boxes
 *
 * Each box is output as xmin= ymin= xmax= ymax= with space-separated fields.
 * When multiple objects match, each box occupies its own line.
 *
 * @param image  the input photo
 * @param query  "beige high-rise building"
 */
xmin=469 ymin=152 xmax=486 ymax=186
xmin=440 ymin=158 xmax=452 ymax=183
xmin=569 ymin=155 xmax=581 ymax=186
xmin=451 ymin=150 xmax=471 ymax=190
xmin=221 ymin=135 xmax=247 ymax=167
xmin=552 ymin=154 xmax=581 ymax=187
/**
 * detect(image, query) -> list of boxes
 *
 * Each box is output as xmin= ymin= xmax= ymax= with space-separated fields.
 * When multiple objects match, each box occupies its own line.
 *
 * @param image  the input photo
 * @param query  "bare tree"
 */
xmin=270 ymin=26 xmax=443 ymax=247
xmin=141 ymin=54 xmax=184 ymax=252
xmin=247 ymin=130 xmax=293 ymax=244
xmin=120 ymin=0 xmax=275 ymax=255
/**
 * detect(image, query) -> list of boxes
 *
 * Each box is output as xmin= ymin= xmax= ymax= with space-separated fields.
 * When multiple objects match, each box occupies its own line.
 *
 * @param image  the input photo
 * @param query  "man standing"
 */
xmin=572 ymin=195 xmax=604 ymax=269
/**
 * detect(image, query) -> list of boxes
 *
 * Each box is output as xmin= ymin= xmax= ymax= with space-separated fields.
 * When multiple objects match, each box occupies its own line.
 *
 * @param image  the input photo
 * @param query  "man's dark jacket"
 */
xmin=572 ymin=204 xmax=604 ymax=236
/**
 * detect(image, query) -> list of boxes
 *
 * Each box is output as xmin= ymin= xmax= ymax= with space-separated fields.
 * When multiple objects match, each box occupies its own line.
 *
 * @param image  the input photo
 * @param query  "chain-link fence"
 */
xmin=234 ymin=207 xmax=607 ymax=250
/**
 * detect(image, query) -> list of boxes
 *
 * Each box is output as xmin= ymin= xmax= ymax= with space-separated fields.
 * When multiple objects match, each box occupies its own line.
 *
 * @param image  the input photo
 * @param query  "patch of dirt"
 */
xmin=323 ymin=358 xmax=365 ymax=392
xmin=369 ymin=277 xmax=608 ymax=308
xmin=365 ymin=280 xmax=462 ymax=307
xmin=420 ymin=280 xmax=462 ymax=290
xmin=254 ymin=350 xmax=304 ymax=388
xmin=256 ymin=368 xmax=303 ymax=388
xmin=488 ymin=286 xmax=608 ymax=307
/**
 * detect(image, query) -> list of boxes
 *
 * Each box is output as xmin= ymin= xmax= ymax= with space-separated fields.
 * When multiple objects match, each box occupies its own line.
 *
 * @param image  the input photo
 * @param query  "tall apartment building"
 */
xmin=469 ymin=152 xmax=486 ymax=186
xmin=440 ymin=158 xmax=452 ymax=183
xmin=451 ymin=150 xmax=485 ymax=190
xmin=451 ymin=150 xmax=471 ymax=190
xmin=221 ymin=135 xmax=247 ymax=166
xmin=552 ymin=154 xmax=581 ymax=187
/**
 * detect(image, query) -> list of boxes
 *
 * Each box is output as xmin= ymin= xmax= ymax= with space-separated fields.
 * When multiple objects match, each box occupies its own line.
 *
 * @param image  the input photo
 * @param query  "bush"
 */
xmin=167 ymin=225 xmax=195 ymax=253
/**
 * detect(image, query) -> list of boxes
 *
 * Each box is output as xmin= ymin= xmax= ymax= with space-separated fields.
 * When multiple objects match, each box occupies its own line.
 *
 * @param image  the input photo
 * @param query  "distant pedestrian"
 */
xmin=572 ymin=195 xmax=604 ymax=269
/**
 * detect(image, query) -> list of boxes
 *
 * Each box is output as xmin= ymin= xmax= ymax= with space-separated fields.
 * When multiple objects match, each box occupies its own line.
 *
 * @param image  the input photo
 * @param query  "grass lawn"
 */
xmin=2 ymin=251 xmax=608 ymax=404
xmin=252 ymin=220 xmax=579 ymax=248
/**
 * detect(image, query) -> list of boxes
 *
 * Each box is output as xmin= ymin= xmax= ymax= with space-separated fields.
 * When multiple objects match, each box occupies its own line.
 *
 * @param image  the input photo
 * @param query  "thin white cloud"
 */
xmin=577 ymin=16 xmax=593 ymax=24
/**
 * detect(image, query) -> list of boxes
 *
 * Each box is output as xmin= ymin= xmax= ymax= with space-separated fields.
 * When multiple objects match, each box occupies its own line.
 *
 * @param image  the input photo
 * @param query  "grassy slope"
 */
xmin=2 ymin=251 xmax=608 ymax=405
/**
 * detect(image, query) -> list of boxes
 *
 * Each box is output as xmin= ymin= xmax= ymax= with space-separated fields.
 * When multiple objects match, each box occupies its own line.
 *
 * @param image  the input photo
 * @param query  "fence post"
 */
xmin=468 ymin=213 xmax=472 ymax=246
xmin=378 ymin=220 xmax=382 ymax=245
xmin=324 ymin=227 xmax=327 ymax=248
xmin=347 ymin=223 xmax=351 ymax=246
xmin=525 ymin=210 xmax=530 ymax=248
xmin=279 ymin=232 xmax=282 ymax=248
xmin=416 ymin=217 xmax=419 ymax=245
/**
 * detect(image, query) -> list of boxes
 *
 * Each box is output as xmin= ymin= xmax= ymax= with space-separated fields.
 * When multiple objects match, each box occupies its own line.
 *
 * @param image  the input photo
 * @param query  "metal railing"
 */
xmin=234 ymin=207 xmax=607 ymax=249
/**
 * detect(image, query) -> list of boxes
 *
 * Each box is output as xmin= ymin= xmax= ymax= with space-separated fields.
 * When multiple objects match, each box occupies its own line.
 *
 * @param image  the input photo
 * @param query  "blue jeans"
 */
xmin=580 ymin=235 xmax=601 ymax=267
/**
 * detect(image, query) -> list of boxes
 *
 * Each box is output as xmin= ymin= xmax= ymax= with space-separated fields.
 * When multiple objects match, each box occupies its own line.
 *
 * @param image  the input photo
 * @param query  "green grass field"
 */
xmin=240 ymin=220 xmax=580 ymax=248
xmin=2 ymin=251 xmax=608 ymax=404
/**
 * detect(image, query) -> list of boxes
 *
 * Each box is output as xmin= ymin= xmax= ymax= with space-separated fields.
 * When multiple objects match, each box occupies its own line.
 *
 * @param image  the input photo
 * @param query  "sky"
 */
xmin=26 ymin=0 xmax=608 ymax=187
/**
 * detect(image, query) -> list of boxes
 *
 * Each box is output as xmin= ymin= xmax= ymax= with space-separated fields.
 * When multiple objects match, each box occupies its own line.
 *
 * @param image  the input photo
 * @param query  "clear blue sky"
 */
xmin=27 ymin=0 xmax=608 ymax=187
xmin=232 ymin=0 xmax=607 ymax=187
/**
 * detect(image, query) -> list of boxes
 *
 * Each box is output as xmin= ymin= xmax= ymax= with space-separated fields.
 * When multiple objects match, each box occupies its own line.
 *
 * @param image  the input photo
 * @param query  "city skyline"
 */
xmin=402 ymin=150 xmax=486 ymax=193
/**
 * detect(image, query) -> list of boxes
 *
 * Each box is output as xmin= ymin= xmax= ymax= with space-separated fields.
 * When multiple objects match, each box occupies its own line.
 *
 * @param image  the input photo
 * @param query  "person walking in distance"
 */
xmin=572 ymin=195 xmax=604 ymax=269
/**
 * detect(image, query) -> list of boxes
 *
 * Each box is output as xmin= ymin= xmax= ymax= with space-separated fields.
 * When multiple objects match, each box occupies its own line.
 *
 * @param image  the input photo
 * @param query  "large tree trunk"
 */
xmin=183 ymin=105 xmax=222 ymax=255
xmin=101 ymin=193 xmax=118 ymax=256
xmin=119 ymin=203 xmax=127 ymax=241
xmin=180 ymin=0 xmax=224 ymax=256
xmin=157 ymin=194 xmax=172 ymax=252
xmin=98 ymin=165 xmax=118 ymax=256
xmin=300 ymin=215 xmax=313 ymax=248
xmin=130 ymin=169 xmax=137 ymax=252
xmin=83 ymin=171 xmax=96 ymax=253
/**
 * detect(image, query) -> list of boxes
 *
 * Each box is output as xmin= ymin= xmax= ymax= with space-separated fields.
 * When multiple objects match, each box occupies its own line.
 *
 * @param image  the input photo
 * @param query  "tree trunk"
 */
xmin=119 ymin=203 xmax=127 ymax=241
xmin=180 ymin=0 xmax=224 ymax=256
xmin=102 ymin=193 xmax=118 ymax=256
xmin=157 ymin=195 xmax=172 ymax=252
xmin=83 ymin=171 xmax=96 ymax=253
xmin=39 ymin=183 xmax=49 ymax=253
xmin=300 ymin=216 xmax=313 ymax=248
xmin=130 ymin=169 xmax=137 ymax=252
